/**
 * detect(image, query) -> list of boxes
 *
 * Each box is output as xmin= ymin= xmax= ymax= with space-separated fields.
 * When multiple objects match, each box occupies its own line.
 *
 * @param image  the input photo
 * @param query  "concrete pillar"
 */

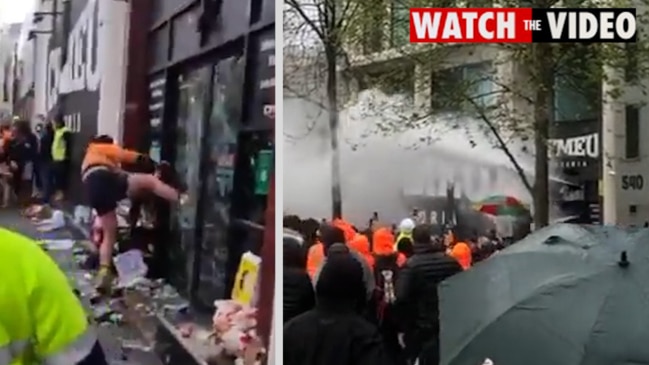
xmin=122 ymin=0 xmax=153 ymax=150
xmin=96 ymin=0 xmax=129 ymax=142
xmin=601 ymin=76 xmax=622 ymax=225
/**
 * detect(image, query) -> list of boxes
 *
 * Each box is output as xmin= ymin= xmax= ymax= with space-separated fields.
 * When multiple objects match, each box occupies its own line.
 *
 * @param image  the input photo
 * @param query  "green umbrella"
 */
xmin=439 ymin=224 xmax=649 ymax=365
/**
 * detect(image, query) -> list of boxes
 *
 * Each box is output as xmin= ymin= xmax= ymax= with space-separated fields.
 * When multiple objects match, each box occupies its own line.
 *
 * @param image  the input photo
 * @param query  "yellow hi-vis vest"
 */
xmin=0 ymin=228 xmax=96 ymax=365
xmin=395 ymin=231 xmax=413 ymax=251
xmin=51 ymin=127 xmax=69 ymax=162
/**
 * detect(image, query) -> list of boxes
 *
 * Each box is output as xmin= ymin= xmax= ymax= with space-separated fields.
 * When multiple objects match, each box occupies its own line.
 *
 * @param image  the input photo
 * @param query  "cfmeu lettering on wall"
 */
xmin=548 ymin=133 xmax=599 ymax=158
xmin=409 ymin=8 xmax=636 ymax=43
xmin=46 ymin=0 xmax=100 ymax=114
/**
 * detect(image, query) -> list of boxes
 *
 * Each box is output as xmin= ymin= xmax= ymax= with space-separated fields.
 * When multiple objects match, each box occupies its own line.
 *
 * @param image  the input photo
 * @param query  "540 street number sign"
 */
xmin=622 ymin=174 xmax=644 ymax=190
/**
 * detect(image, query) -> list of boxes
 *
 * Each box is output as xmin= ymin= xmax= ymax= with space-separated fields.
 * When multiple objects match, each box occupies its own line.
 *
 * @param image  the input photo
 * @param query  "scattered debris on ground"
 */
xmin=26 ymin=205 xmax=263 ymax=364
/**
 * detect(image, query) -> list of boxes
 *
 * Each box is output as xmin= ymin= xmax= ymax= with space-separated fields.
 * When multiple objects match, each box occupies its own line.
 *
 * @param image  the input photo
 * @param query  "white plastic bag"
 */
xmin=73 ymin=205 xmax=92 ymax=225
xmin=36 ymin=210 xmax=66 ymax=231
xmin=113 ymin=249 xmax=148 ymax=288
xmin=41 ymin=239 xmax=75 ymax=250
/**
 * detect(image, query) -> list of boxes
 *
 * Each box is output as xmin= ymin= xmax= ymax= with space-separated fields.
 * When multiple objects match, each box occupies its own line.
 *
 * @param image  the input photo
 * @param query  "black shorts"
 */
xmin=77 ymin=341 xmax=109 ymax=365
xmin=83 ymin=168 xmax=128 ymax=216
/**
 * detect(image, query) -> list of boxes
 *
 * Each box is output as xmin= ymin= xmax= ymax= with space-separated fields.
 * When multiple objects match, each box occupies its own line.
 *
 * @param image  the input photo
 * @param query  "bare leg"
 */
xmin=127 ymin=173 xmax=179 ymax=202
xmin=96 ymin=210 xmax=117 ymax=292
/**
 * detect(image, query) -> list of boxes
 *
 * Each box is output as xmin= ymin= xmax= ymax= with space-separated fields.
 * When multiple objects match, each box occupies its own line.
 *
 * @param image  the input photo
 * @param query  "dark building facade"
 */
xmin=548 ymin=119 xmax=601 ymax=224
xmin=142 ymin=0 xmax=275 ymax=314
xmin=45 ymin=0 xmax=101 ymax=203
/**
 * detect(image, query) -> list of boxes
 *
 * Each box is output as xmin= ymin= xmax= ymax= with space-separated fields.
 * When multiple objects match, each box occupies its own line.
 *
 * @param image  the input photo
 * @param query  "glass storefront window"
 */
xmin=195 ymin=56 xmax=244 ymax=306
xmin=168 ymin=67 xmax=209 ymax=295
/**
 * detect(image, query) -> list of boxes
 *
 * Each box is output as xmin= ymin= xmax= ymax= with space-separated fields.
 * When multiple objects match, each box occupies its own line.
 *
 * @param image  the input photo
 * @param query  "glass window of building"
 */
xmin=390 ymin=0 xmax=409 ymax=47
xmin=553 ymin=73 xmax=598 ymax=122
xmin=431 ymin=62 xmax=494 ymax=112
xmin=625 ymin=105 xmax=640 ymax=159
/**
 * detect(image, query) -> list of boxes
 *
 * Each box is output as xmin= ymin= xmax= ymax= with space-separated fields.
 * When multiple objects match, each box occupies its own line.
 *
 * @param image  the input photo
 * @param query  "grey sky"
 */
xmin=0 ymin=0 xmax=35 ymax=25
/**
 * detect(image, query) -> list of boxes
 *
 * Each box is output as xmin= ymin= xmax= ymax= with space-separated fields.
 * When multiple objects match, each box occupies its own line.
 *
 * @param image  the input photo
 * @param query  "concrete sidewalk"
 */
xmin=32 ymin=206 xmax=233 ymax=365
xmin=0 ymin=209 xmax=163 ymax=365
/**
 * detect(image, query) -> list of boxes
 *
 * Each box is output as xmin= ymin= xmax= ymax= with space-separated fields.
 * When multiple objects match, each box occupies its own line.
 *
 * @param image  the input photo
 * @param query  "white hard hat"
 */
xmin=399 ymin=218 xmax=415 ymax=232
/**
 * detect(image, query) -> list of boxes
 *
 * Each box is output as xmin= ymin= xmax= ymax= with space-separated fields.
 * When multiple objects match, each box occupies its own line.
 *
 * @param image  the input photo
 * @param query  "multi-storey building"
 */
xmin=601 ymin=3 xmax=649 ymax=225
xmin=355 ymin=2 xmax=649 ymax=225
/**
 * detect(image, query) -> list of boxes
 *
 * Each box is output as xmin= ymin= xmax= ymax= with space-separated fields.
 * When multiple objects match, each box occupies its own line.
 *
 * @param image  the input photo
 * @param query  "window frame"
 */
xmin=625 ymin=104 xmax=640 ymax=160
xmin=430 ymin=61 xmax=495 ymax=113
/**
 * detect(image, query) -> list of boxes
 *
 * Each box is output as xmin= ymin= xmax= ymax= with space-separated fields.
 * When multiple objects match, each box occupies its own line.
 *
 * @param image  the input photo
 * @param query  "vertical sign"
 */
xmin=254 ymin=149 xmax=272 ymax=195
xmin=251 ymin=29 xmax=275 ymax=127
xmin=549 ymin=120 xmax=600 ymax=224
xmin=148 ymin=75 xmax=165 ymax=161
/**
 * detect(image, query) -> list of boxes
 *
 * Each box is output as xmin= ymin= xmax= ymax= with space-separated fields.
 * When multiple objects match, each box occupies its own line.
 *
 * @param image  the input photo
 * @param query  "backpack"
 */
xmin=373 ymin=253 xmax=400 ymax=323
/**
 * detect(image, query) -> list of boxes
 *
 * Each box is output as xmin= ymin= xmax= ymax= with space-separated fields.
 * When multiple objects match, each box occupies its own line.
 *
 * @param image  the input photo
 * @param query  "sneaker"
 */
xmin=95 ymin=266 xmax=114 ymax=294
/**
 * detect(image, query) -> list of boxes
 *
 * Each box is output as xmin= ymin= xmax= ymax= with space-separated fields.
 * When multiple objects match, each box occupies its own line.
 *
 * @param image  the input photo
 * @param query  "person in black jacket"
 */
xmin=283 ymin=235 xmax=315 ymax=323
xmin=32 ymin=122 xmax=43 ymax=194
xmin=9 ymin=121 xmax=37 ymax=201
xmin=284 ymin=246 xmax=390 ymax=365
xmin=314 ymin=223 xmax=376 ymax=303
xmin=36 ymin=122 xmax=54 ymax=203
xmin=395 ymin=224 xmax=463 ymax=365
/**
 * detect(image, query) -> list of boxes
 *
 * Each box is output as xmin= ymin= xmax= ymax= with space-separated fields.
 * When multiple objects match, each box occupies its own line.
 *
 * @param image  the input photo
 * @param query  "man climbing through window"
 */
xmin=82 ymin=135 xmax=181 ymax=292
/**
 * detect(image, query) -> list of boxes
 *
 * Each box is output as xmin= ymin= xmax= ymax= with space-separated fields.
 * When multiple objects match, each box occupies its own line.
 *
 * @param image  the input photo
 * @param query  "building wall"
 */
xmin=0 ymin=23 xmax=20 ymax=120
xmin=45 ymin=0 xmax=129 ymax=138
xmin=35 ymin=0 xmax=130 ymax=202
xmin=10 ymin=15 xmax=30 ymax=119
xmin=32 ymin=0 xmax=55 ymax=120
xmin=15 ymin=9 xmax=35 ymax=105
xmin=602 ymin=3 xmax=649 ymax=225
xmin=122 ymin=0 xmax=152 ymax=150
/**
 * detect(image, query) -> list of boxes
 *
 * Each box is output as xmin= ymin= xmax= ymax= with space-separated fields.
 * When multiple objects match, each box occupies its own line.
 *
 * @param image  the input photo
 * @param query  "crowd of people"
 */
xmin=0 ymin=114 xmax=182 ymax=294
xmin=0 ymin=115 xmax=72 ymax=208
xmin=283 ymin=215 xmax=507 ymax=365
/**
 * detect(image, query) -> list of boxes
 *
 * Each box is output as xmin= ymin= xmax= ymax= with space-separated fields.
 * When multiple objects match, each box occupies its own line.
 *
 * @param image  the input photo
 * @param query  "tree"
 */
xmin=284 ymin=0 xmax=365 ymax=218
xmin=342 ymin=0 xmax=649 ymax=228
xmin=284 ymin=0 xmax=457 ymax=219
